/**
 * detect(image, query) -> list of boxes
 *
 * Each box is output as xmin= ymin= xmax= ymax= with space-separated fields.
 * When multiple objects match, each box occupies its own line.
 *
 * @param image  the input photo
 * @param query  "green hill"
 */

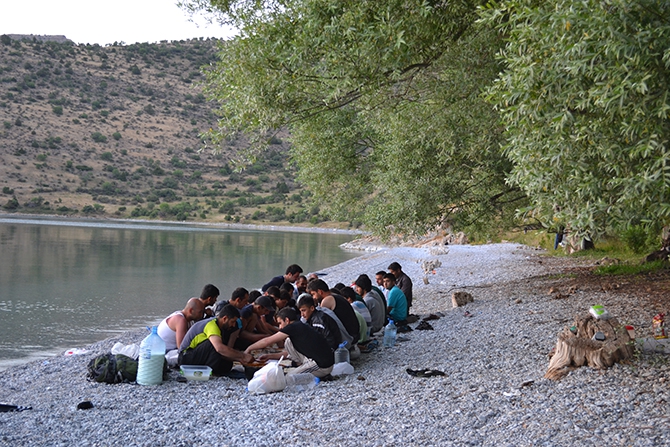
xmin=0 ymin=36 xmax=330 ymax=226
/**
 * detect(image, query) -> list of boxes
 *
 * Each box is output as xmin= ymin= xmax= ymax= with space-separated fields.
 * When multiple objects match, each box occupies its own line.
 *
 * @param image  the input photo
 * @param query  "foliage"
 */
xmin=483 ymin=0 xmax=670 ymax=240
xmin=91 ymin=132 xmax=107 ymax=143
xmin=594 ymin=260 xmax=668 ymax=276
xmin=195 ymin=0 xmax=520 ymax=236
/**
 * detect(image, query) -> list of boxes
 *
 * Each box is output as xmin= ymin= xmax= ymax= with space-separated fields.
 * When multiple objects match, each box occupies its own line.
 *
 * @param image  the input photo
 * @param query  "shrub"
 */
xmin=100 ymin=152 xmax=113 ymax=161
xmin=2 ymin=186 xmax=14 ymax=194
xmin=91 ymin=132 xmax=107 ymax=143
xmin=112 ymin=132 xmax=121 ymax=140
xmin=52 ymin=105 xmax=63 ymax=115
xmin=3 ymin=196 xmax=19 ymax=210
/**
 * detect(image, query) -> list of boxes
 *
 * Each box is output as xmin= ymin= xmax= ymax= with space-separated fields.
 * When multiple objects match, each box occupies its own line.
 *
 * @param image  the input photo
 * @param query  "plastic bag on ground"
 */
xmin=247 ymin=360 xmax=287 ymax=394
xmin=165 ymin=349 xmax=179 ymax=367
xmin=331 ymin=362 xmax=354 ymax=376
xmin=111 ymin=342 xmax=140 ymax=360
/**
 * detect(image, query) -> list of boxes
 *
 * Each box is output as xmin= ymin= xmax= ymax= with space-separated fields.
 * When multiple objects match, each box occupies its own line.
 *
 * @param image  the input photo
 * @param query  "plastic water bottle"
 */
xmin=383 ymin=320 xmax=397 ymax=348
xmin=284 ymin=373 xmax=320 ymax=392
xmin=334 ymin=341 xmax=350 ymax=364
xmin=136 ymin=326 xmax=165 ymax=385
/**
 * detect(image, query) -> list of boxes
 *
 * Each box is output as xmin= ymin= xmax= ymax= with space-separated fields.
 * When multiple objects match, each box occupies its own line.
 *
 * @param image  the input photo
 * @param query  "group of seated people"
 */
xmin=156 ymin=262 xmax=413 ymax=379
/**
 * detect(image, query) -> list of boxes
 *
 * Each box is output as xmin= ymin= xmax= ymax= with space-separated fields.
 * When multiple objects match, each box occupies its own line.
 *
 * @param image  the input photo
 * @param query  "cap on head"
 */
xmin=254 ymin=295 xmax=275 ymax=311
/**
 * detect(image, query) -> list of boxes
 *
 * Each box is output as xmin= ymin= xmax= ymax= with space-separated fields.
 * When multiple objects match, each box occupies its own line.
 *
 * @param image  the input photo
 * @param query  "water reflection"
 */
xmin=0 ymin=217 xmax=358 ymax=369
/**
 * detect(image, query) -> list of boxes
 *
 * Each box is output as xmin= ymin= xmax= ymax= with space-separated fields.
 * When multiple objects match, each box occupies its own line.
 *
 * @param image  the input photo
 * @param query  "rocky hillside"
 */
xmin=0 ymin=36 xmax=328 ymax=226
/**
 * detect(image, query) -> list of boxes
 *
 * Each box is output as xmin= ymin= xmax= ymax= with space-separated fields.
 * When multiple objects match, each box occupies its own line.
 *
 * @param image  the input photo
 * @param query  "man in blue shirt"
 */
xmin=383 ymin=273 xmax=408 ymax=327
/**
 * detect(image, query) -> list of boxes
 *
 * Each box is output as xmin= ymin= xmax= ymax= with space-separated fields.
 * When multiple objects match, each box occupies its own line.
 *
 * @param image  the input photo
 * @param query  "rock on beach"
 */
xmin=0 ymin=243 xmax=668 ymax=446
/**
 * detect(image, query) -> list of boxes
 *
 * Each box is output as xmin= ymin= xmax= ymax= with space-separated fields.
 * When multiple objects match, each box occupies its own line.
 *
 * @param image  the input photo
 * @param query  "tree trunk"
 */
xmin=545 ymin=314 xmax=634 ymax=380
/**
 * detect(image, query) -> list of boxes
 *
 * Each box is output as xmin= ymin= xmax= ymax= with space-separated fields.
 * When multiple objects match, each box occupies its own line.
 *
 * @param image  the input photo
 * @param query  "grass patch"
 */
xmin=594 ymin=260 xmax=668 ymax=276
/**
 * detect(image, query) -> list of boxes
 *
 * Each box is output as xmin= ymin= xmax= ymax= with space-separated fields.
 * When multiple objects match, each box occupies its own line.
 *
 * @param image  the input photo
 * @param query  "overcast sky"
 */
xmin=0 ymin=0 xmax=235 ymax=45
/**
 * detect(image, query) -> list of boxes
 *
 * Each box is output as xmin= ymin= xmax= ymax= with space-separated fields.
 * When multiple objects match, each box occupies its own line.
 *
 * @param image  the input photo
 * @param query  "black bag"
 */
xmin=87 ymin=353 xmax=138 ymax=384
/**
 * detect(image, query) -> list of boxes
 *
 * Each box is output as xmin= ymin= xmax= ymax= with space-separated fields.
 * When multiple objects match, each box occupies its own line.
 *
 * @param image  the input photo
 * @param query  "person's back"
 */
xmin=330 ymin=294 xmax=360 ymax=344
xmin=158 ymin=298 xmax=204 ymax=352
xmin=363 ymin=289 xmax=385 ymax=334
xmin=306 ymin=309 xmax=341 ymax=351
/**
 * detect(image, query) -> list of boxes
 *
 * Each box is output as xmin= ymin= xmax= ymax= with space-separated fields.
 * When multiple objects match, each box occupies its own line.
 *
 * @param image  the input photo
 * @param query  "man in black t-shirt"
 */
xmin=244 ymin=307 xmax=334 ymax=378
xmin=296 ymin=294 xmax=342 ymax=351
xmin=306 ymin=279 xmax=360 ymax=345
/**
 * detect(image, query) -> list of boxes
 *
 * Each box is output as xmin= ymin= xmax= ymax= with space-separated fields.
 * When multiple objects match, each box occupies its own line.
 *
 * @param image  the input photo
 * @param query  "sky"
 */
xmin=0 ymin=0 xmax=235 ymax=46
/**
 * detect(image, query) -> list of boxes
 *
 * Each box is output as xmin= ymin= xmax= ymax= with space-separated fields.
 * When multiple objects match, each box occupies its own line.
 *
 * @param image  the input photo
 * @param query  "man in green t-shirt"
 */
xmin=179 ymin=304 xmax=254 ymax=376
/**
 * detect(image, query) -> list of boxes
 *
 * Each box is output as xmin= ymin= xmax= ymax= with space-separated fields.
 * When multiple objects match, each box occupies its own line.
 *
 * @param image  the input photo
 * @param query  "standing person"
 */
xmin=307 ymin=279 xmax=360 ymax=345
xmin=388 ymin=262 xmax=413 ymax=309
xmin=157 ymin=298 xmax=205 ymax=367
xmin=199 ymin=284 xmax=220 ymax=318
xmin=353 ymin=274 xmax=386 ymax=335
xmin=383 ymin=273 xmax=408 ymax=328
xmin=261 ymin=264 xmax=303 ymax=298
xmin=245 ymin=308 xmax=334 ymax=378
xmin=178 ymin=305 xmax=253 ymax=376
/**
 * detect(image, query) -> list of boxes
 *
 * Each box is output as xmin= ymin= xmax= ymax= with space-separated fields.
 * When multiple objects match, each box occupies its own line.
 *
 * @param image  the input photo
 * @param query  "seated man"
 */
xmin=274 ymin=289 xmax=297 ymax=313
xmin=244 ymin=307 xmax=334 ymax=378
xmin=157 ymin=298 xmax=205 ymax=367
xmin=375 ymin=271 xmax=389 ymax=299
xmin=296 ymin=294 xmax=342 ymax=351
xmin=198 ymin=283 xmax=220 ymax=319
xmin=238 ymin=295 xmax=277 ymax=348
xmin=383 ymin=273 xmax=408 ymax=327
xmin=388 ymin=261 xmax=413 ymax=309
xmin=178 ymin=304 xmax=253 ymax=376
xmin=307 ymin=279 xmax=360 ymax=345
xmin=354 ymin=274 xmax=386 ymax=335
xmin=295 ymin=275 xmax=308 ymax=295
xmin=213 ymin=287 xmax=249 ymax=315
xmin=340 ymin=286 xmax=370 ymax=344
xmin=261 ymin=264 xmax=303 ymax=295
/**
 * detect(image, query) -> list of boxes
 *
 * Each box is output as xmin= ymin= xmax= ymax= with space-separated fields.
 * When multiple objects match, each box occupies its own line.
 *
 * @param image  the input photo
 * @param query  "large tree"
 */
xmin=188 ymin=0 xmax=521 ymax=236
xmin=484 ymin=0 xmax=670 ymax=241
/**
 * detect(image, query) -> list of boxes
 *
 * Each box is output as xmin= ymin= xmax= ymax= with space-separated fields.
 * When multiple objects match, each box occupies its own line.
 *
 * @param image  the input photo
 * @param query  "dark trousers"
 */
xmin=178 ymin=339 xmax=232 ymax=376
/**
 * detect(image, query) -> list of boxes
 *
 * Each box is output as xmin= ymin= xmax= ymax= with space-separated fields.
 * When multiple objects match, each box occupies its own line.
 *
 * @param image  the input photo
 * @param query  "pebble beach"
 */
xmin=1 ymin=243 xmax=668 ymax=446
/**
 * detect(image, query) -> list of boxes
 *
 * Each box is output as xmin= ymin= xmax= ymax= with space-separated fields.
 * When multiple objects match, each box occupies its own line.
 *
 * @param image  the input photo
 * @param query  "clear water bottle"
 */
xmin=334 ymin=341 xmax=350 ymax=364
xmin=137 ymin=326 xmax=165 ymax=385
xmin=383 ymin=320 xmax=397 ymax=348
xmin=285 ymin=373 xmax=320 ymax=392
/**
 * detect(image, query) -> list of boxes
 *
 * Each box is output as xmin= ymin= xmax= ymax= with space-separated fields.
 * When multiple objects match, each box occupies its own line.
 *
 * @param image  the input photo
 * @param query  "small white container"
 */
xmin=180 ymin=365 xmax=212 ymax=381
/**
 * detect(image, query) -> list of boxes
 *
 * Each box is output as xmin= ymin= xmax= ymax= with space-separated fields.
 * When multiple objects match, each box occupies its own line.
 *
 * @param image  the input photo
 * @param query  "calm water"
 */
xmin=0 ymin=216 xmax=359 ymax=370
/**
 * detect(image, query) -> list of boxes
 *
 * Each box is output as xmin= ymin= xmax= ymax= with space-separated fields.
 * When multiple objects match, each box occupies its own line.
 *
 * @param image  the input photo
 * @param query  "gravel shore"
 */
xmin=1 ymin=243 xmax=668 ymax=446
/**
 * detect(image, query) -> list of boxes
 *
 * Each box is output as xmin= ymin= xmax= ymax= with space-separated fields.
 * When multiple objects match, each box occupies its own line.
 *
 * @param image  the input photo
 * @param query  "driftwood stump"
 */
xmin=452 ymin=291 xmax=473 ymax=308
xmin=545 ymin=314 xmax=634 ymax=380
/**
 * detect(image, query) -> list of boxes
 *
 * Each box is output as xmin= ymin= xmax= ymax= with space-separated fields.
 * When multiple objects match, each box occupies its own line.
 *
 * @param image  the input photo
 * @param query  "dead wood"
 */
xmin=545 ymin=314 xmax=634 ymax=380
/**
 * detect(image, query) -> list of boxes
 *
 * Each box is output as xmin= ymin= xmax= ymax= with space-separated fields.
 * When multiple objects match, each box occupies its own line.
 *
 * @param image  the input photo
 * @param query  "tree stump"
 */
xmin=545 ymin=314 xmax=634 ymax=380
xmin=451 ymin=291 xmax=473 ymax=307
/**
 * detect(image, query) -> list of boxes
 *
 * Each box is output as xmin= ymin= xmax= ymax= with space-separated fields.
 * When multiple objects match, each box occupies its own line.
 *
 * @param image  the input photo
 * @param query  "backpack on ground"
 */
xmin=87 ymin=353 xmax=138 ymax=384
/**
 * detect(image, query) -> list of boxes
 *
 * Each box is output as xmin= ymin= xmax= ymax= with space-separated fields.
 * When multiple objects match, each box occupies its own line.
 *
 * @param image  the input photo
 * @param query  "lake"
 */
xmin=0 ymin=216 xmax=359 ymax=370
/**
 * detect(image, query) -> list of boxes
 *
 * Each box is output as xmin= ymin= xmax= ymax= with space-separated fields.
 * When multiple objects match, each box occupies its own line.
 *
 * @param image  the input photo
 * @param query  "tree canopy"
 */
xmin=484 ymin=0 xmax=670 ymax=240
xmin=189 ymin=0 xmax=670 ymax=243
xmin=192 ymin=0 xmax=519 ymax=236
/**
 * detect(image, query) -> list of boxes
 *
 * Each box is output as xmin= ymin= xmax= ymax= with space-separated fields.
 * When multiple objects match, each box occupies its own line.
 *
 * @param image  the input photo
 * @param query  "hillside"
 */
xmin=0 ymin=36 xmax=331 ymax=226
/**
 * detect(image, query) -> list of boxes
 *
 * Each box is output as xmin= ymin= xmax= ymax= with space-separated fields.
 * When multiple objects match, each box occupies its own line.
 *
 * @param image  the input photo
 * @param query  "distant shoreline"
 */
xmin=0 ymin=211 xmax=364 ymax=236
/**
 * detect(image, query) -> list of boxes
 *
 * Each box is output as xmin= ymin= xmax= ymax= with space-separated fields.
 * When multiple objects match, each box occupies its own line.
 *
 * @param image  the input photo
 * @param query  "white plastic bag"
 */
xmin=111 ymin=342 xmax=140 ymax=360
xmin=247 ymin=359 xmax=287 ymax=394
xmin=331 ymin=362 xmax=354 ymax=376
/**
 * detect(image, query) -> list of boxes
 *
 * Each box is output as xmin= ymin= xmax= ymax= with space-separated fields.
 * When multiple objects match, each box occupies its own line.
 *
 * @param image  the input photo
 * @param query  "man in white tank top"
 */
xmin=158 ymin=298 xmax=204 ymax=366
